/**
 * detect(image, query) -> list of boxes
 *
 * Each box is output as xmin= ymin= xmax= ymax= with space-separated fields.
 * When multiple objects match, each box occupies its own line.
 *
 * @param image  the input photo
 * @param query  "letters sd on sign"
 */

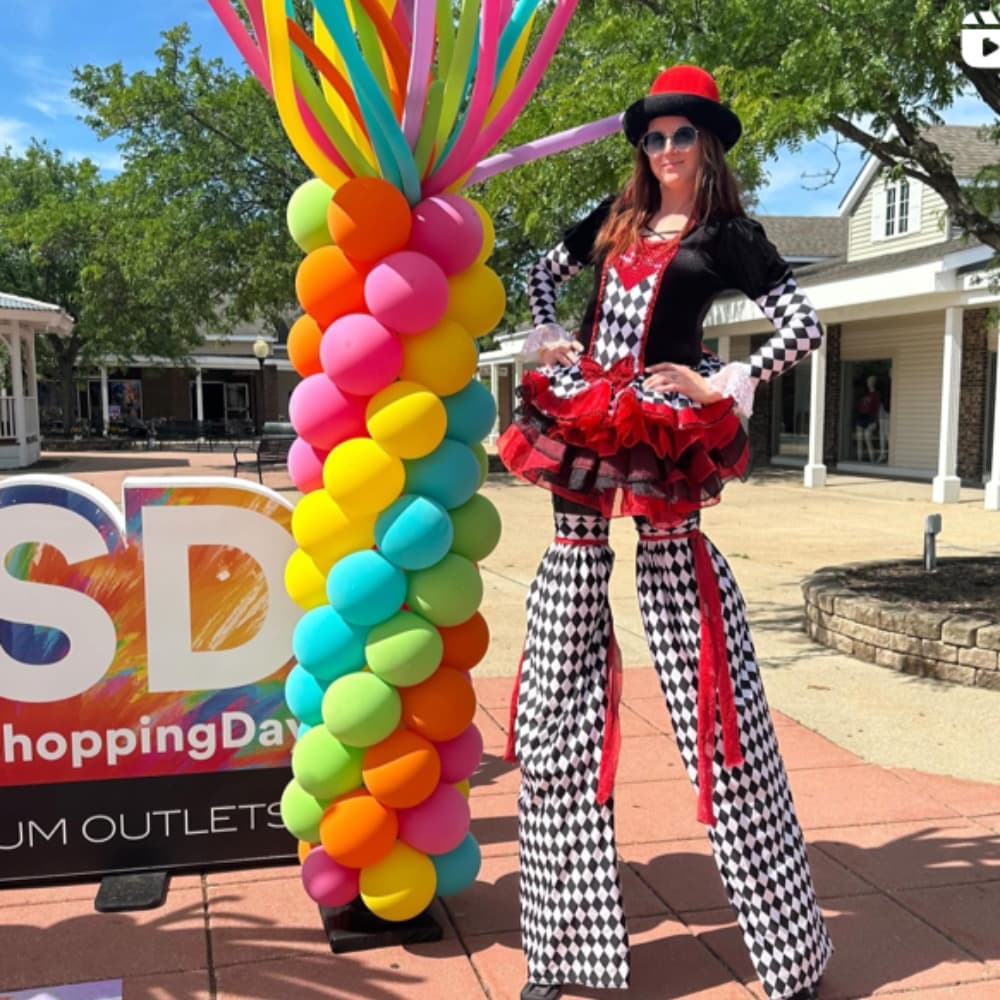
xmin=0 ymin=475 xmax=303 ymax=883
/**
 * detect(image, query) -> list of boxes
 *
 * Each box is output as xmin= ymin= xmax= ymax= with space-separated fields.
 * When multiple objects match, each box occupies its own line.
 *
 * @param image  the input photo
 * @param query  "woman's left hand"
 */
xmin=643 ymin=362 xmax=724 ymax=404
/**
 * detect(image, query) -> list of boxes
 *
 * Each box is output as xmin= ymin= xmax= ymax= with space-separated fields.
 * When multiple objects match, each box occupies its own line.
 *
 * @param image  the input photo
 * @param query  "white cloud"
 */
xmin=0 ymin=117 xmax=31 ymax=152
xmin=7 ymin=52 xmax=80 ymax=121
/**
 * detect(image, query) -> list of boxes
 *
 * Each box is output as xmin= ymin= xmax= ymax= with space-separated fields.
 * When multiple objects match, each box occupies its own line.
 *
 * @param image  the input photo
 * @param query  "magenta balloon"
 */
xmin=320 ymin=313 xmax=403 ymax=396
xmin=287 ymin=436 xmax=329 ymax=494
xmin=397 ymin=782 xmax=471 ymax=855
xmin=301 ymin=847 xmax=360 ymax=906
xmin=408 ymin=195 xmax=485 ymax=275
xmin=435 ymin=724 xmax=483 ymax=783
xmin=364 ymin=251 xmax=449 ymax=334
xmin=288 ymin=373 xmax=368 ymax=451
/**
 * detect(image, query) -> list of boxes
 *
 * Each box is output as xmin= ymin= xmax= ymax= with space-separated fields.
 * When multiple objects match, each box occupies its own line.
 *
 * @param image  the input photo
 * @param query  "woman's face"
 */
xmin=643 ymin=114 xmax=702 ymax=195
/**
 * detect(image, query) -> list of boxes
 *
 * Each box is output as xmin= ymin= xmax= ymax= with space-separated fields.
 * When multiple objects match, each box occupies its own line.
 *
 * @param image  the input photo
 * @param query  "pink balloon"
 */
xmin=364 ymin=251 xmax=449 ymax=335
xmin=302 ymin=847 xmax=360 ymax=907
xmin=288 ymin=373 xmax=368 ymax=451
xmin=320 ymin=313 xmax=403 ymax=396
xmin=398 ymin=782 xmax=471 ymax=855
xmin=435 ymin=724 xmax=483 ymax=783
xmin=287 ymin=436 xmax=329 ymax=494
xmin=408 ymin=196 xmax=485 ymax=275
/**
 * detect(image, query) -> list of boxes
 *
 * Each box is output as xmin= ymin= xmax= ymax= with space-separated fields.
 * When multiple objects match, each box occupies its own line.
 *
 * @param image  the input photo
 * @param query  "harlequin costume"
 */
xmin=498 ymin=65 xmax=833 ymax=1000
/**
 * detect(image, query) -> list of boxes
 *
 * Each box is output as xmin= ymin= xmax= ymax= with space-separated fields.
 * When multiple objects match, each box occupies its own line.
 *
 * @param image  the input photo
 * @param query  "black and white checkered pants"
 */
xmin=511 ymin=498 xmax=833 ymax=997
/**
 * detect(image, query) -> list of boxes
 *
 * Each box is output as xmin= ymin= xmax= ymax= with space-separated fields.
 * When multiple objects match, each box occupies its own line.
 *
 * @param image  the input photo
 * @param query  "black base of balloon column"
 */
xmin=95 ymin=871 xmax=171 ymax=912
xmin=319 ymin=897 xmax=443 ymax=953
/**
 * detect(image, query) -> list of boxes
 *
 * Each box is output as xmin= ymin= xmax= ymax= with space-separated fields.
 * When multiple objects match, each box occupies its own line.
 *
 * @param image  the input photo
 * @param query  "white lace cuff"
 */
xmin=707 ymin=362 xmax=756 ymax=419
xmin=519 ymin=323 xmax=570 ymax=363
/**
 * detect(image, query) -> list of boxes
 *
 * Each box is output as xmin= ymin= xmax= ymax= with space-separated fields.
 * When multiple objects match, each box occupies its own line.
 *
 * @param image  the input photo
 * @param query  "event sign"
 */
xmin=0 ymin=476 xmax=302 ymax=883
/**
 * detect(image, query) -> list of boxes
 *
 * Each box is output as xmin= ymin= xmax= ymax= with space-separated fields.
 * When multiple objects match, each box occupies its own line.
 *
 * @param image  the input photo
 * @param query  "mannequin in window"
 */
xmin=854 ymin=374 xmax=881 ymax=462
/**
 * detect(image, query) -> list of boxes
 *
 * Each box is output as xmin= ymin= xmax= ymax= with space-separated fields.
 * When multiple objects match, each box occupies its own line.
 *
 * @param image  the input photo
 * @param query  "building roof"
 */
xmin=923 ymin=124 xmax=1000 ymax=179
xmin=0 ymin=292 xmax=66 ymax=313
xmin=752 ymin=215 xmax=848 ymax=260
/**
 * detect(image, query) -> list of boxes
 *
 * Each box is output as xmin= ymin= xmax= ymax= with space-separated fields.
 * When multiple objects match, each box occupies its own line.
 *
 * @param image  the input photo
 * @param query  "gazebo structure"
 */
xmin=0 ymin=292 xmax=74 ymax=469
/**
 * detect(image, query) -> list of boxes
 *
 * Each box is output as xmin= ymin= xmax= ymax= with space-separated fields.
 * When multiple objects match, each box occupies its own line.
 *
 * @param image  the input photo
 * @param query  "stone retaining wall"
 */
xmin=801 ymin=563 xmax=1000 ymax=689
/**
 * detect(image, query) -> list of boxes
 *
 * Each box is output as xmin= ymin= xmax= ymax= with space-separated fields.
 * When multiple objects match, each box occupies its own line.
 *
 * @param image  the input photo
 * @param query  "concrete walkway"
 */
xmin=2 ymin=452 xmax=999 ymax=998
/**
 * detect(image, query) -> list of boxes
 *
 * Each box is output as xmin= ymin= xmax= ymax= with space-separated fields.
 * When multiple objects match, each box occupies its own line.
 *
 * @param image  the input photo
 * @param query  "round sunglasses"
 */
xmin=640 ymin=125 xmax=699 ymax=155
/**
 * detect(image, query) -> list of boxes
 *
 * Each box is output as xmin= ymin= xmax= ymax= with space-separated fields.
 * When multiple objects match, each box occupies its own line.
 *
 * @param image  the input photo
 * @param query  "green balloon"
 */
xmin=471 ymin=442 xmax=489 ymax=488
xmin=291 ymin=726 xmax=364 ymax=799
xmin=449 ymin=494 xmax=502 ymax=562
xmin=280 ymin=778 xmax=330 ymax=843
xmin=406 ymin=553 xmax=483 ymax=627
xmin=322 ymin=671 xmax=402 ymax=747
xmin=366 ymin=610 xmax=444 ymax=687
xmin=286 ymin=177 xmax=335 ymax=254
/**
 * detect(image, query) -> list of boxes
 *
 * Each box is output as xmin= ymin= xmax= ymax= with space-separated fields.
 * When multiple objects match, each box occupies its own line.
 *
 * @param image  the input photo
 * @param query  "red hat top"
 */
xmin=648 ymin=64 xmax=721 ymax=103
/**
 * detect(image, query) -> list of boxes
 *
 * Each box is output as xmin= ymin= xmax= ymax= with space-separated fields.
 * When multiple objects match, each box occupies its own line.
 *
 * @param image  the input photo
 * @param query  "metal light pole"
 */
xmin=252 ymin=335 xmax=272 ymax=435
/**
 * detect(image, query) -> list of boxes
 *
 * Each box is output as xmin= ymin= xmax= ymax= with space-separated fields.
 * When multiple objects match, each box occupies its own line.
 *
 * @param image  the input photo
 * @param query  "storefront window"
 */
xmin=841 ymin=360 xmax=892 ymax=464
xmin=771 ymin=355 xmax=812 ymax=460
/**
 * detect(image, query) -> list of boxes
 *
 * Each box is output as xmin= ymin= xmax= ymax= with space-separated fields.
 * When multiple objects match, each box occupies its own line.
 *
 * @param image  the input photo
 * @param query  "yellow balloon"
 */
xmin=360 ymin=841 xmax=437 ymax=922
xmin=445 ymin=265 xmax=506 ymax=338
xmin=455 ymin=779 xmax=471 ymax=799
xmin=291 ymin=489 xmax=376 ymax=570
xmin=467 ymin=199 xmax=495 ymax=266
xmin=285 ymin=548 xmax=328 ymax=611
xmin=400 ymin=319 xmax=478 ymax=397
xmin=324 ymin=438 xmax=405 ymax=516
xmin=366 ymin=380 xmax=448 ymax=459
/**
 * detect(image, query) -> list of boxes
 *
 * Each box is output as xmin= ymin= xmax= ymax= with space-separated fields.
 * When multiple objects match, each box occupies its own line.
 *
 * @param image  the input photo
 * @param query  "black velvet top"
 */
xmin=560 ymin=196 xmax=793 ymax=368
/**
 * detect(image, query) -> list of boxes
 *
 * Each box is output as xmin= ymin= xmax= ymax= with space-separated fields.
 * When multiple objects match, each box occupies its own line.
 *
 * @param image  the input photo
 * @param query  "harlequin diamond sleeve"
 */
xmin=528 ymin=242 xmax=587 ymax=327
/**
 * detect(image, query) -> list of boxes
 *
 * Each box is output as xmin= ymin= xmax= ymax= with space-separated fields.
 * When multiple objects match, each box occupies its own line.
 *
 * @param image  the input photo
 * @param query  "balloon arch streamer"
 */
xmin=207 ymin=0 xmax=620 ymax=921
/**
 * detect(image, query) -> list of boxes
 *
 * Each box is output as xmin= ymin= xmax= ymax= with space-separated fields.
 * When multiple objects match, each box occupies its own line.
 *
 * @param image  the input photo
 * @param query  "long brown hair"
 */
xmin=593 ymin=126 xmax=744 ymax=261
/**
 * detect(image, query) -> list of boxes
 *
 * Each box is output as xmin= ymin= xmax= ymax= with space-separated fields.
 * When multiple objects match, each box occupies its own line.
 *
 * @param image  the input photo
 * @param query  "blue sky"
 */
xmin=0 ymin=0 xmax=995 ymax=216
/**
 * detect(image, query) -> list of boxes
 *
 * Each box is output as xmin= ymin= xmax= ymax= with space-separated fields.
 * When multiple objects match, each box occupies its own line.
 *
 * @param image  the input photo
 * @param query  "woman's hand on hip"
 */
xmin=540 ymin=339 xmax=584 ymax=368
xmin=644 ymin=362 xmax=724 ymax=403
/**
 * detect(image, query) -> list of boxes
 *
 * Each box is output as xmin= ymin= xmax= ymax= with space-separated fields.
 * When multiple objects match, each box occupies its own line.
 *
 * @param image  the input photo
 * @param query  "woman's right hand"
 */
xmin=539 ymin=338 xmax=584 ymax=368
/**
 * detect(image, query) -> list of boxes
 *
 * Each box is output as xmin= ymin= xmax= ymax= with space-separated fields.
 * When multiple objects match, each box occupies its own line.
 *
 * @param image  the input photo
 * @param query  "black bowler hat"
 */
xmin=623 ymin=64 xmax=742 ymax=151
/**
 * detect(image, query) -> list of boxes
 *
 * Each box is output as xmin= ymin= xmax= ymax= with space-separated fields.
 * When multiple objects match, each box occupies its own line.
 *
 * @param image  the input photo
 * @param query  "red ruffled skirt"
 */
xmin=497 ymin=355 xmax=749 ymax=526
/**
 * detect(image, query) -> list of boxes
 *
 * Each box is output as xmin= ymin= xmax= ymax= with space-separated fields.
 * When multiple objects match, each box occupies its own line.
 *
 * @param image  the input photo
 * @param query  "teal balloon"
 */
xmin=375 ymin=494 xmax=454 ymax=570
xmin=471 ymin=442 xmax=489 ymax=488
xmin=432 ymin=833 xmax=482 ymax=897
xmin=280 ymin=778 xmax=330 ymax=843
xmin=404 ymin=439 xmax=479 ymax=510
xmin=322 ymin=671 xmax=402 ymax=747
xmin=443 ymin=380 xmax=497 ymax=445
xmin=291 ymin=726 xmax=365 ymax=800
xmin=284 ymin=664 xmax=327 ymax=726
xmin=406 ymin=553 xmax=483 ymax=627
xmin=286 ymin=178 xmax=334 ymax=253
xmin=326 ymin=549 xmax=406 ymax=627
xmin=366 ymin=610 xmax=444 ymax=687
xmin=293 ymin=606 xmax=368 ymax=683
xmin=449 ymin=494 xmax=501 ymax=562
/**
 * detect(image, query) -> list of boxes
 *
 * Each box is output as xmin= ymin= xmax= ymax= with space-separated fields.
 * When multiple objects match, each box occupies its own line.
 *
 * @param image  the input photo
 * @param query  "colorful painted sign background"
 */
xmin=0 ymin=476 xmax=301 ymax=788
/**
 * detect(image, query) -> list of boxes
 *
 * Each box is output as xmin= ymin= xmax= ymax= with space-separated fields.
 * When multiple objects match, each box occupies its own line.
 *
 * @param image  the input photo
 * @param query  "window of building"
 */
xmin=771 ymin=355 xmax=812 ymax=462
xmin=840 ymin=360 xmax=893 ymax=465
xmin=986 ymin=349 xmax=997 ymax=481
xmin=874 ymin=176 xmax=919 ymax=241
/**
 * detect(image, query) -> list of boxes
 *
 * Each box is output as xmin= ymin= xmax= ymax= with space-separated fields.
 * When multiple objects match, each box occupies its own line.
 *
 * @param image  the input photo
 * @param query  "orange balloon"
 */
xmin=362 ymin=728 xmax=441 ymax=809
xmin=319 ymin=790 xmax=398 ymax=869
xmin=295 ymin=245 xmax=368 ymax=329
xmin=327 ymin=177 xmax=412 ymax=264
xmin=400 ymin=668 xmax=477 ymax=742
xmin=438 ymin=613 xmax=490 ymax=672
xmin=287 ymin=315 xmax=324 ymax=377
xmin=297 ymin=840 xmax=316 ymax=864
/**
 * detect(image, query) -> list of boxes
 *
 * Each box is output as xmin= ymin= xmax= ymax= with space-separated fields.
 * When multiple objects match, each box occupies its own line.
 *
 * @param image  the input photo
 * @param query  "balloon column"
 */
xmin=208 ymin=0 xmax=612 ymax=921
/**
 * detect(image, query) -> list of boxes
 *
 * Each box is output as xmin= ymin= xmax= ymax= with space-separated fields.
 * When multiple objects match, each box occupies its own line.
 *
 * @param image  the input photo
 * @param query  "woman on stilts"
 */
xmin=499 ymin=64 xmax=834 ymax=1000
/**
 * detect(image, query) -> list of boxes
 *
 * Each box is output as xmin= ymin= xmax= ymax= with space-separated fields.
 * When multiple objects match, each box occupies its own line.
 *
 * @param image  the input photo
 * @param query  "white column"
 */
xmin=932 ymin=307 xmax=963 ymax=503
xmin=489 ymin=362 xmax=500 ymax=440
xmin=803 ymin=344 xmax=827 ymax=488
xmin=24 ymin=334 xmax=37 ymax=398
xmin=100 ymin=366 xmax=111 ymax=436
xmin=986 ymin=348 xmax=1000 ymax=511
xmin=195 ymin=367 xmax=205 ymax=422
xmin=10 ymin=332 xmax=24 ymax=448
xmin=716 ymin=335 xmax=732 ymax=363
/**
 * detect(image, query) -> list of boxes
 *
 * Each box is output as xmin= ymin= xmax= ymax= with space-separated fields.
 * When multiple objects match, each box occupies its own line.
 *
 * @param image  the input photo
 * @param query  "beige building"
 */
xmin=479 ymin=125 xmax=1000 ymax=511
